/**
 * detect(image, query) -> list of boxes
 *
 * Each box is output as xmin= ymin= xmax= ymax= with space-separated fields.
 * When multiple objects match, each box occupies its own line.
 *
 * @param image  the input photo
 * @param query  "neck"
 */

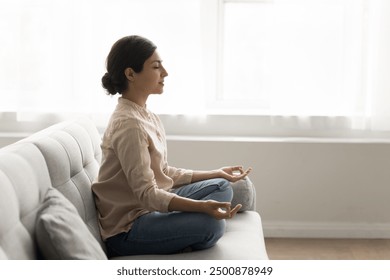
xmin=121 ymin=91 xmax=148 ymax=108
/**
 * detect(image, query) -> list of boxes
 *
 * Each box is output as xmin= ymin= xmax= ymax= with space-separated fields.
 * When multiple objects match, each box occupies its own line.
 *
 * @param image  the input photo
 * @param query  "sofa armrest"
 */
xmin=231 ymin=177 xmax=256 ymax=212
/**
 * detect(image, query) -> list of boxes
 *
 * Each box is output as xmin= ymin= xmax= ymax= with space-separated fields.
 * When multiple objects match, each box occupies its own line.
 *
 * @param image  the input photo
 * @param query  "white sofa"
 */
xmin=0 ymin=117 xmax=268 ymax=260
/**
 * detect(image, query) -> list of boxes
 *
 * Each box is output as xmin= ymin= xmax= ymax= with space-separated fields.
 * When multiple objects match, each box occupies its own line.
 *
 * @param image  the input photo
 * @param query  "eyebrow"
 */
xmin=151 ymin=60 xmax=163 ymax=64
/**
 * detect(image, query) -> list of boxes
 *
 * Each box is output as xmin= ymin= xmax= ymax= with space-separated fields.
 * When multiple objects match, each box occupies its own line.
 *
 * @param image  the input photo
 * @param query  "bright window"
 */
xmin=214 ymin=0 xmax=365 ymax=116
xmin=0 ymin=0 xmax=204 ymax=115
xmin=1 ymin=0 xmax=390 ymax=135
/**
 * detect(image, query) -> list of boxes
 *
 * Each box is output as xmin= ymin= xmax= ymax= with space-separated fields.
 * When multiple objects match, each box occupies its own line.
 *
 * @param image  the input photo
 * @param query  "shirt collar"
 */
xmin=118 ymin=97 xmax=148 ymax=111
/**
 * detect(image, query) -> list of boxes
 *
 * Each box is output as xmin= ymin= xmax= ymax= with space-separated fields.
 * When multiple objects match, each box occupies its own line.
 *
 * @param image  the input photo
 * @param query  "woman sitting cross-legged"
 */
xmin=91 ymin=35 xmax=252 ymax=257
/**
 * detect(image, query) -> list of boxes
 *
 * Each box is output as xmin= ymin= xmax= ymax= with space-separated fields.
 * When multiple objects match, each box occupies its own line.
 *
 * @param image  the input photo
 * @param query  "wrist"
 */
xmin=191 ymin=170 xmax=222 ymax=183
xmin=211 ymin=169 xmax=224 ymax=178
xmin=195 ymin=200 xmax=208 ymax=213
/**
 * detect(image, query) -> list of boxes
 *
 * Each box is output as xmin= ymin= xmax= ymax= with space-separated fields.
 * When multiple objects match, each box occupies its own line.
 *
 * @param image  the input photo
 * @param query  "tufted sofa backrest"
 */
xmin=0 ymin=117 xmax=103 ymax=259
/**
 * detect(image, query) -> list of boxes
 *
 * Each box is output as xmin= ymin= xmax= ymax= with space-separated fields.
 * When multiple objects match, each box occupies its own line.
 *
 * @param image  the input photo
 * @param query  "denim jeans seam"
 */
xmin=185 ymin=182 xmax=226 ymax=199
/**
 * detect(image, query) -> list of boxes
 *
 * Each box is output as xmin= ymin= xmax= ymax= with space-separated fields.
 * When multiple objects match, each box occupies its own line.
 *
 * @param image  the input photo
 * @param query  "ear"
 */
xmin=124 ymin=67 xmax=135 ymax=82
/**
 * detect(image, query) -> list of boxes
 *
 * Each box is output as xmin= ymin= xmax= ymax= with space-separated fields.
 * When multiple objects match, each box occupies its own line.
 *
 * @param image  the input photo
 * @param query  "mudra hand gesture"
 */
xmin=218 ymin=166 xmax=252 ymax=182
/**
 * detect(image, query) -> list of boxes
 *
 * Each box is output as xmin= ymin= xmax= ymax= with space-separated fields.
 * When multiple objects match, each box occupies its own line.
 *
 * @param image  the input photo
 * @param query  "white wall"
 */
xmin=167 ymin=137 xmax=390 ymax=239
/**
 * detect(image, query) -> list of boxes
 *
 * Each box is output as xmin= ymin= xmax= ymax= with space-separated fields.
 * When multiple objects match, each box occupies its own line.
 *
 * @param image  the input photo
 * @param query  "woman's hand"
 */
xmin=218 ymin=166 xmax=252 ymax=182
xmin=169 ymin=196 xmax=241 ymax=220
xmin=190 ymin=166 xmax=252 ymax=183
xmin=202 ymin=200 xmax=242 ymax=220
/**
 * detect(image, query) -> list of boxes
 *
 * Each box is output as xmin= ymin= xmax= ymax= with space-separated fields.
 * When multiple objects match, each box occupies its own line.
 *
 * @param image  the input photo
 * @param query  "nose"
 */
xmin=161 ymin=65 xmax=168 ymax=77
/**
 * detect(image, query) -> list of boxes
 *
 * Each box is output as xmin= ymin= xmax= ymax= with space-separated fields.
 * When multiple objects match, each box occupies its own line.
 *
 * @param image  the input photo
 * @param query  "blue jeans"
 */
xmin=106 ymin=178 xmax=232 ymax=257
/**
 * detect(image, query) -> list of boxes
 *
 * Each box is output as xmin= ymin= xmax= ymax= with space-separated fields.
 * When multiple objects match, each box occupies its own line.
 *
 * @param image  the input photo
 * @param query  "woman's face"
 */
xmin=132 ymin=51 xmax=168 ymax=95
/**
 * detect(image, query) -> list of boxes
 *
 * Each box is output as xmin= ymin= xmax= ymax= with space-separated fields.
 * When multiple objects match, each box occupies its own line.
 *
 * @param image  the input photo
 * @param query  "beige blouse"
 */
xmin=92 ymin=98 xmax=193 ymax=241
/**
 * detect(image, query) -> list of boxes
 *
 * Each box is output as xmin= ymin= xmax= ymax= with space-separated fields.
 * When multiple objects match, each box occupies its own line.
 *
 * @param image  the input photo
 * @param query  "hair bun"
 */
xmin=101 ymin=72 xmax=117 ymax=95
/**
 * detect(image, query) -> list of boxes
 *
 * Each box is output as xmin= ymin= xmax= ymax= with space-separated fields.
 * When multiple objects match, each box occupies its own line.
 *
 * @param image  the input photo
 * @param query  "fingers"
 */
xmin=215 ymin=207 xmax=230 ymax=220
xmin=215 ymin=203 xmax=242 ymax=219
xmin=206 ymin=200 xmax=243 ymax=220
xmin=222 ymin=166 xmax=243 ymax=175
xmin=229 ymin=204 xmax=242 ymax=218
xmin=221 ymin=166 xmax=252 ymax=182
xmin=242 ymin=167 xmax=252 ymax=175
xmin=213 ymin=201 xmax=231 ymax=208
xmin=231 ymin=165 xmax=243 ymax=172
xmin=233 ymin=166 xmax=251 ymax=174
xmin=229 ymin=167 xmax=252 ymax=182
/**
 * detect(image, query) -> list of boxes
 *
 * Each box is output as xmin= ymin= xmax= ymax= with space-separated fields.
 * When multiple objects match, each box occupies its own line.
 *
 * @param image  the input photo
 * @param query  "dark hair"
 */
xmin=102 ymin=35 xmax=157 ymax=95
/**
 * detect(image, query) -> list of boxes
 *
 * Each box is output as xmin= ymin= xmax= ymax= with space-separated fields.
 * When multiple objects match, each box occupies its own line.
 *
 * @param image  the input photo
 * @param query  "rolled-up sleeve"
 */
xmin=165 ymin=166 xmax=193 ymax=187
xmin=111 ymin=121 xmax=176 ymax=212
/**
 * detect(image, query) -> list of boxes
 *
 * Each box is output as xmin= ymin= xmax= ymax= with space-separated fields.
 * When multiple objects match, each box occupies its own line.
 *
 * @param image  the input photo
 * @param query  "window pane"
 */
xmin=222 ymin=0 xmax=364 ymax=115
xmin=0 ymin=0 xmax=203 ymax=114
xmin=223 ymin=1 xmax=273 ymax=106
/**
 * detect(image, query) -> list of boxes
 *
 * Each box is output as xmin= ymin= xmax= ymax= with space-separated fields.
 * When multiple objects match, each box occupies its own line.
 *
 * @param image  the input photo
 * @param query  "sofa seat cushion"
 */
xmin=111 ymin=211 xmax=268 ymax=260
xmin=35 ymin=188 xmax=107 ymax=260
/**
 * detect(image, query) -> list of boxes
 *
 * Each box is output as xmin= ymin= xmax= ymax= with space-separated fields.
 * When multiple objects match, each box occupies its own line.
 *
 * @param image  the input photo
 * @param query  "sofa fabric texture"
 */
xmin=0 ymin=117 xmax=268 ymax=260
xmin=35 ymin=188 xmax=107 ymax=260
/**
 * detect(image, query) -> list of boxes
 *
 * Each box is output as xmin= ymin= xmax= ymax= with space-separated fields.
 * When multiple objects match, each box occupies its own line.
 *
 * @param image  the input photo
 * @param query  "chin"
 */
xmin=153 ymin=88 xmax=164 ymax=94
